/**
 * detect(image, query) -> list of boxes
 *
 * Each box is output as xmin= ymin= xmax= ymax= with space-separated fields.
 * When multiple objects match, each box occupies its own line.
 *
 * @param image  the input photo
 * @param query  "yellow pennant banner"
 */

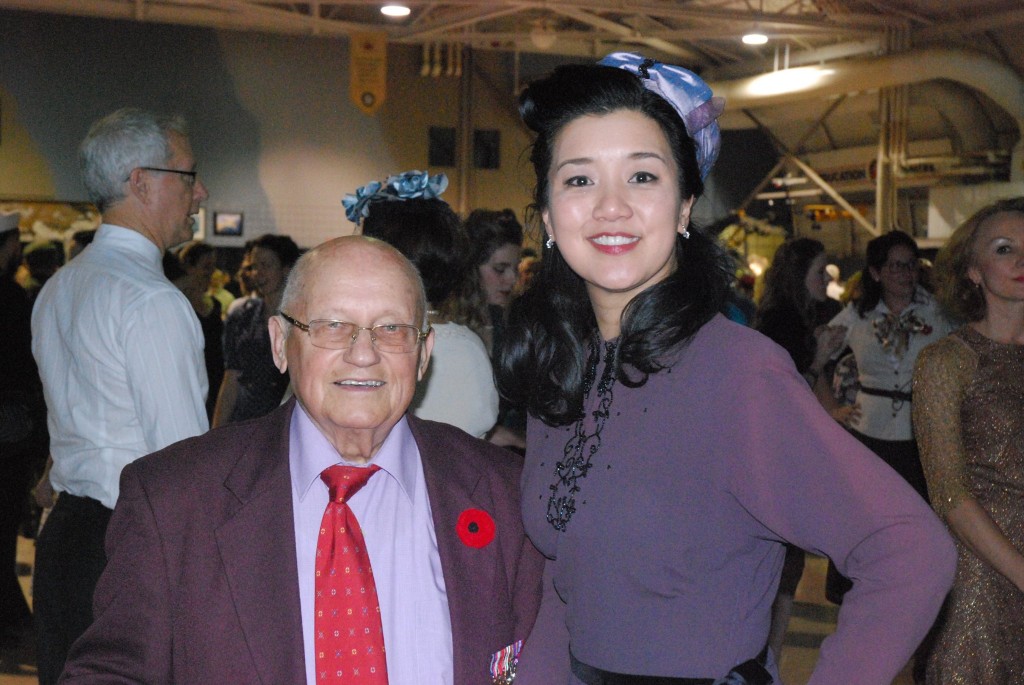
xmin=350 ymin=32 xmax=388 ymax=115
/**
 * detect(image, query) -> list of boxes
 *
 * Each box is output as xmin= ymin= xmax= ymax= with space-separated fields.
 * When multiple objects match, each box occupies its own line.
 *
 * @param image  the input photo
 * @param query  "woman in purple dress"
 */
xmin=498 ymin=53 xmax=956 ymax=685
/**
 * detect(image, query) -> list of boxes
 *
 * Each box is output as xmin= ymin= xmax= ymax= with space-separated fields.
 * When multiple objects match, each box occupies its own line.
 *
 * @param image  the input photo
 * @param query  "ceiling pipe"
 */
xmin=711 ymin=47 xmax=1024 ymax=182
xmin=909 ymin=81 xmax=996 ymax=156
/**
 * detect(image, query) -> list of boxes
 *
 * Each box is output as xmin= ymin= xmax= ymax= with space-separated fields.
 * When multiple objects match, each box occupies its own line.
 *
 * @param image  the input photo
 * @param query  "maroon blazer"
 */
xmin=60 ymin=400 xmax=543 ymax=684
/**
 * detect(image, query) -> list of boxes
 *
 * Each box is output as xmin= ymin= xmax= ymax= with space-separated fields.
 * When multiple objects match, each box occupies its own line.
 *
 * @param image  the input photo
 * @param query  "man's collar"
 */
xmin=96 ymin=223 xmax=163 ymax=265
xmin=289 ymin=403 xmax=419 ymax=504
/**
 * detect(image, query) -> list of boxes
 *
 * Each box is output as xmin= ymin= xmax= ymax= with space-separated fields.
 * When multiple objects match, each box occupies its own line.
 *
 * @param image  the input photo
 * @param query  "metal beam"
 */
xmin=787 ymin=153 xmax=880 ymax=236
xmin=394 ymin=6 xmax=524 ymax=40
xmin=551 ymin=6 xmax=697 ymax=61
xmin=737 ymin=95 xmax=847 ymax=213
xmin=744 ymin=108 xmax=880 ymax=236
xmin=0 ymin=0 xmax=368 ymax=35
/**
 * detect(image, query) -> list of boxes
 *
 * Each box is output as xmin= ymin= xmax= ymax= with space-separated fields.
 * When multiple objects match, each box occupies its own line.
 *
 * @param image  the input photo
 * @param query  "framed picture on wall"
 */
xmin=213 ymin=211 xmax=243 ymax=237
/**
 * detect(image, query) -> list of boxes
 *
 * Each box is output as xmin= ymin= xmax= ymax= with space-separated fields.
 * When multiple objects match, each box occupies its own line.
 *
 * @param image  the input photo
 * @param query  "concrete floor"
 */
xmin=1 ymin=540 xmax=915 ymax=684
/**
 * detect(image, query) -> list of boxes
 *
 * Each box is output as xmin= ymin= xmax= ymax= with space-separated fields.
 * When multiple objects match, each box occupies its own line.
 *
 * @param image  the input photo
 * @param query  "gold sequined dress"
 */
xmin=913 ymin=325 xmax=1024 ymax=684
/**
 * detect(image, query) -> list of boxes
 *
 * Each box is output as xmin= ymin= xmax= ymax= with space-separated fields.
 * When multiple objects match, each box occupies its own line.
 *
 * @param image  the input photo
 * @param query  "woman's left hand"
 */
xmin=814 ymin=324 xmax=847 ymax=359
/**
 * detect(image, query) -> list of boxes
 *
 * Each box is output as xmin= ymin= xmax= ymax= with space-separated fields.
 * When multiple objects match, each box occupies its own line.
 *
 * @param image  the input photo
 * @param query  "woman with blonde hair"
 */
xmin=913 ymin=197 xmax=1024 ymax=683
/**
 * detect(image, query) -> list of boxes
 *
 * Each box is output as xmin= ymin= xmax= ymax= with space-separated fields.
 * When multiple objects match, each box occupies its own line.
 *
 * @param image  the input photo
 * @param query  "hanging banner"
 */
xmin=350 ymin=32 xmax=388 ymax=115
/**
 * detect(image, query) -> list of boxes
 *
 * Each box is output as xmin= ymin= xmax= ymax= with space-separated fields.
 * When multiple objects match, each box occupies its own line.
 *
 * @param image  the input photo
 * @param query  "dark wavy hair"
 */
xmin=361 ymin=197 xmax=468 ymax=309
xmin=857 ymin=230 xmax=919 ymax=317
xmin=162 ymin=250 xmax=187 ymax=282
xmin=465 ymin=208 xmax=523 ymax=270
xmin=458 ymin=208 xmax=524 ymax=328
xmin=247 ymin=233 xmax=301 ymax=270
xmin=755 ymin=238 xmax=825 ymax=328
xmin=177 ymin=240 xmax=215 ymax=269
xmin=935 ymin=196 xmax=1024 ymax=323
xmin=497 ymin=63 xmax=731 ymax=426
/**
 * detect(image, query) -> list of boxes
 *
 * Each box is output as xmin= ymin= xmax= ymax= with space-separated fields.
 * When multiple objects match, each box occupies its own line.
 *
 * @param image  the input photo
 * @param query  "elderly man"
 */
xmin=31 ymin=108 xmax=210 ymax=684
xmin=60 ymin=236 xmax=543 ymax=685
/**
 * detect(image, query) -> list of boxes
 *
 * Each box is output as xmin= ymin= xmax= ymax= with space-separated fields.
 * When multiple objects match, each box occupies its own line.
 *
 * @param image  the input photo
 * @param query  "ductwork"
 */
xmin=910 ymin=81 xmax=996 ymax=155
xmin=711 ymin=47 xmax=1024 ymax=181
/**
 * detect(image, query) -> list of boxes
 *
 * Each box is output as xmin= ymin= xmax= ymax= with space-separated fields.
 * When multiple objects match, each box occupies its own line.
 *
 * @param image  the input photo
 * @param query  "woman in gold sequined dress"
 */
xmin=913 ymin=197 xmax=1024 ymax=684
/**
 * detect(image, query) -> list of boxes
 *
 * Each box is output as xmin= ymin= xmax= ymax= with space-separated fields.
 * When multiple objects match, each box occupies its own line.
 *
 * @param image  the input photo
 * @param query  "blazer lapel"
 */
xmin=215 ymin=401 xmax=306 ymax=685
xmin=411 ymin=417 xmax=505 ymax=684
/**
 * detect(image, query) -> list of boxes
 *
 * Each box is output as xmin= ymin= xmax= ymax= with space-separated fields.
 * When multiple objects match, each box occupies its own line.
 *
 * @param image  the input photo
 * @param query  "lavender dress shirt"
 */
xmin=290 ymin=406 xmax=453 ymax=684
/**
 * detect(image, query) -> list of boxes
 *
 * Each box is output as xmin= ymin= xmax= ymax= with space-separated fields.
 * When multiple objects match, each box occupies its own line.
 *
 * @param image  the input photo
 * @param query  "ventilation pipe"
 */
xmin=711 ymin=48 xmax=1024 ymax=182
xmin=909 ymin=81 xmax=996 ymax=155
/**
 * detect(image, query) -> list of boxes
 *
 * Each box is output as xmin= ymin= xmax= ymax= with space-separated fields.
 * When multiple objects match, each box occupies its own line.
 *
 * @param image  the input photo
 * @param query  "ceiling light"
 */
xmin=745 ymin=66 xmax=836 ymax=96
xmin=381 ymin=5 xmax=410 ymax=17
xmin=529 ymin=20 xmax=557 ymax=50
xmin=742 ymin=32 xmax=768 ymax=45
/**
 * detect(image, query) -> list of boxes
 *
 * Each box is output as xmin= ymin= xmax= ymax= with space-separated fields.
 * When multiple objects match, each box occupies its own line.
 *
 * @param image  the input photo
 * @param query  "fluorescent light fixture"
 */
xmin=381 ymin=4 xmax=411 ymax=17
xmin=742 ymin=32 xmax=768 ymax=45
xmin=745 ymin=66 xmax=835 ymax=96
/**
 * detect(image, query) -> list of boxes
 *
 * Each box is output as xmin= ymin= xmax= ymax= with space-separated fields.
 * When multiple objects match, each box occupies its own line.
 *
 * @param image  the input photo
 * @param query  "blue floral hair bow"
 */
xmin=598 ymin=52 xmax=725 ymax=180
xmin=342 ymin=170 xmax=449 ymax=224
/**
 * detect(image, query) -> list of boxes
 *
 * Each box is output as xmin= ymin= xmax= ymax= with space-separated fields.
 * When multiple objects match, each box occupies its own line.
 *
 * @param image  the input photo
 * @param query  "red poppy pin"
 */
xmin=457 ymin=508 xmax=496 ymax=548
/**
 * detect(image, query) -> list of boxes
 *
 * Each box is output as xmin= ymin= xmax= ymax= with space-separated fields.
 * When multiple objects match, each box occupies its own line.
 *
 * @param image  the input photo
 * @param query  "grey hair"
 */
xmin=278 ymin=236 xmax=430 ymax=333
xmin=79 ymin=108 xmax=189 ymax=211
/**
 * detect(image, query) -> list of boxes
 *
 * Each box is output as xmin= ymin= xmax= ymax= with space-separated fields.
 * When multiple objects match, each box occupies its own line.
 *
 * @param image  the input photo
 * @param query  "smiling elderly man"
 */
xmin=60 ymin=236 xmax=543 ymax=685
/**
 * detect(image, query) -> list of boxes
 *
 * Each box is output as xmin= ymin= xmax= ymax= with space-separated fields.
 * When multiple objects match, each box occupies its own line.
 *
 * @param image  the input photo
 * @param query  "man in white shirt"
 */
xmin=31 ymin=108 xmax=210 ymax=685
xmin=59 ymin=236 xmax=543 ymax=685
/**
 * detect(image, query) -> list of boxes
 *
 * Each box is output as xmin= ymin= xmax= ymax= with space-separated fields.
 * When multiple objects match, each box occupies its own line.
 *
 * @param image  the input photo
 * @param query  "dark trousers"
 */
xmin=33 ymin=493 xmax=112 ymax=685
xmin=848 ymin=430 xmax=930 ymax=501
xmin=0 ymin=456 xmax=34 ymax=636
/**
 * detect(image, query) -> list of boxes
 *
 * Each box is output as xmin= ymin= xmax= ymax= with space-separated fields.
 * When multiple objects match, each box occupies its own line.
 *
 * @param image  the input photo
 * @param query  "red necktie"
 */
xmin=315 ymin=464 xmax=388 ymax=684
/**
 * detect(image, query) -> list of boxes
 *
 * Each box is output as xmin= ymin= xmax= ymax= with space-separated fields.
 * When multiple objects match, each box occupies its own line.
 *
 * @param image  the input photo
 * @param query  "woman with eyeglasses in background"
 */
xmin=823 ymin=230 xmax=953 ymax=607
xmin=827 ymin=231 xmax=952 ymax=500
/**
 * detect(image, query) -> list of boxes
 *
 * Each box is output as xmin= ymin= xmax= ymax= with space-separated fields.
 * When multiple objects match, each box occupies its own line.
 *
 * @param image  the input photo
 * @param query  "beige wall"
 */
xmin=0 ymin=86 xmax=56 ymax=200
xmin=0 ymin=10 xmax=536 ymax=249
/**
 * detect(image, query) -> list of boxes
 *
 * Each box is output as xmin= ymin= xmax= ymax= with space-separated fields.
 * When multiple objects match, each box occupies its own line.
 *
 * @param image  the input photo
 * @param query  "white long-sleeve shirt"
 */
xmin=410 ymin=321 xmax=498 ymax=438
xmin=829 ymin=287 xmax=952 ymax=441
xmin=32 ymin=223 xmax=208 ymax=509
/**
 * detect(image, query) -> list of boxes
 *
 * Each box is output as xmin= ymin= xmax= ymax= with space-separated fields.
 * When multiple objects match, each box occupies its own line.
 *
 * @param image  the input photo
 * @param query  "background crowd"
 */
xmin=0 ymin=53 xmax=1022 ymax=685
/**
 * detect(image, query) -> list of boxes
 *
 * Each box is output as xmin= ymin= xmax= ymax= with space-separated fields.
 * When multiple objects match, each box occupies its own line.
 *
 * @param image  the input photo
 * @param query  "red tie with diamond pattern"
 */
xmin=315 ymin=464 xmax=388 ymax=684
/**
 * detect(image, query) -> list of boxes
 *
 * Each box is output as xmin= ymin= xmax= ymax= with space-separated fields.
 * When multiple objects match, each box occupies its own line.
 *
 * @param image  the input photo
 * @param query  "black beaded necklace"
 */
xmin=546 ymin=337 xmax=618 ymax=532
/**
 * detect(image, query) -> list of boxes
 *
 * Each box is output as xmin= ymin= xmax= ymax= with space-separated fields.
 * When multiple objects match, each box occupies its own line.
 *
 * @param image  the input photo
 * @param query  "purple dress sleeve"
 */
xmin=519 ymin=315 xmax=955 ymax=683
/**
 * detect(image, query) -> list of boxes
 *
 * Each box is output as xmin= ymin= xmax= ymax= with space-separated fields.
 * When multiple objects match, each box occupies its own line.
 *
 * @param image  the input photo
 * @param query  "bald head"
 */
xmin=270 ymin=234 xmax=434 ymax=461
xmin=280 ymin=235 xmax=427 ymax=327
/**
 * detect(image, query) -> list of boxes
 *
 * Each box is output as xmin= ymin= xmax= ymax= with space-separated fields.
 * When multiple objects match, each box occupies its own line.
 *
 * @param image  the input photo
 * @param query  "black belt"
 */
xmin=859 ymin=386 xmax=912 ymax=402
xmin=55 ymin=492 xmax=114 ymax=513
xmin=569 ymin=647 xmax=771 ymax=685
